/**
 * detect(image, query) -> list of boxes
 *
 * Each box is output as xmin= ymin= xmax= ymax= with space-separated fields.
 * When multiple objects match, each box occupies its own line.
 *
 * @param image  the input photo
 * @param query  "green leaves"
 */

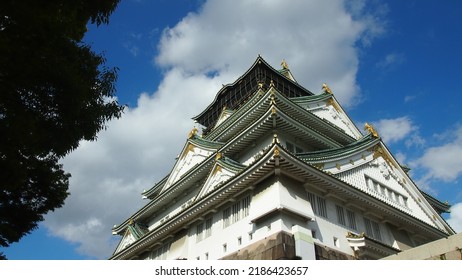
xmin=0 ymin=0 xmax=122 ymax=251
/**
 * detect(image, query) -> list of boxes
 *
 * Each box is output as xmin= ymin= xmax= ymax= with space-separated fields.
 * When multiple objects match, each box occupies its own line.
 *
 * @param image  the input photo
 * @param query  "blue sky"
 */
xmin=3 ymin=0 xmax=462 ymax=260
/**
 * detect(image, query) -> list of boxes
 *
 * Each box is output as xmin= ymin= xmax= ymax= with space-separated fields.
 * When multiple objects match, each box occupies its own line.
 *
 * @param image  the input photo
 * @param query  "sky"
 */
xmin=3 ymin=0 xmax=462 ymax=260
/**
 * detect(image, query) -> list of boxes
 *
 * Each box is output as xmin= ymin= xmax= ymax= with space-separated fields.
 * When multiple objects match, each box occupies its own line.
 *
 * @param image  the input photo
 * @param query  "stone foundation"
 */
xmin=220 ymin=231 xmax=297 ymax=260
xmin=314 ymin=244 xmax=356 ymax=260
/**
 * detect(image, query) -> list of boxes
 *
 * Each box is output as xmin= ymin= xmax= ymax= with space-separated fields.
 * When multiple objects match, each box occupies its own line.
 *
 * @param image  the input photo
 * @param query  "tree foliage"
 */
xmin=0 ymin=0 xmax=123 ymax=251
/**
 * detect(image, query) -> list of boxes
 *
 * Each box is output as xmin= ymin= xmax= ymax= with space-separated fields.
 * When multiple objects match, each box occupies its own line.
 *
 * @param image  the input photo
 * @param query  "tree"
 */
xmin=0 ymin=0 xmax=123 ymax=254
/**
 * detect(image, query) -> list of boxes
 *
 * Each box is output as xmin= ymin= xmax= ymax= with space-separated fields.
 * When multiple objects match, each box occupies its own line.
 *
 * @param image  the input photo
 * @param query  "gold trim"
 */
xmin=364 ymin=123 xmax=379 ymax=138
xmin=272 ymin=134 xmax=280 ymax=144
xmin=372 ymin=145 xmax=397 ymax=168
xmin=271 ymin=95 xmax=276 ymax=105
xmin=274 ymin=147 xmax=280 ymax=157
xmin=313 ymin=163 xmax=325 ymax=170
xmin=346 ymin=231 xmax=365 ymax=238
xmin=271 ymin=107 xmax=277 ymax=115
xmin=327 ymin=98 xmax=341 ymax=112
xmin=212 ymin=165 xmax=222 ymax=175
xmin=188 ymin=127 xmax=198 ymax=139
xmin=215 ymin=152 xmax=223 ymax=161
xmin=181 ymin=143 xmax=195 ymax=159
xmin=322 ymin=83 xmax=332 ymax=94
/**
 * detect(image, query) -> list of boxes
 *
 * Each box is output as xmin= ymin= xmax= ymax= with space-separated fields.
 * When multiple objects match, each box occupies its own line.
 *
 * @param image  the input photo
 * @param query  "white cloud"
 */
xmin=373 ymin=116 xmax=419 ymax=145
xmin=44 ymin=0 xmax=386 ymax=259
xmin=49 ymin=70 xmax=221 ymax=258
xmin=447 ymin=203 xmax=462 ymax=233
xmin=156 ymin=0 xmax=385 ymax=107
xmin=414 ymin=126 xmax=462 ymax=182
xmin=375 ymin=52 xmax=405 ymax=70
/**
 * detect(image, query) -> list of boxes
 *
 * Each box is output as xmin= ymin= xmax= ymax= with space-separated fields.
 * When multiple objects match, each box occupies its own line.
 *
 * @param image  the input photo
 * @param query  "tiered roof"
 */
xmin=193 ymin=55 xmax=315 ymax=134
xmin=111 ymin=56 xmax=454 ymax=259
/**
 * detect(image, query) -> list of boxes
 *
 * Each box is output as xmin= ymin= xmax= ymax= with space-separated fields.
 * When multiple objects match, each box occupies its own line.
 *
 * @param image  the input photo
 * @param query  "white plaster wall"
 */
xmin=337 ymin=160 xmax=435 ymax=225
xmin=186 ymin=201 xmax=255 ymax=260
xmin=164 ymin=146 xmax=213 ymax=190
xmin=239 ymin=134 xmax=273 ymax=166
xmin=311 ymin=105 xmax=358 ymax=139
xmin=147 ymin=190 xmax=197 ymax=231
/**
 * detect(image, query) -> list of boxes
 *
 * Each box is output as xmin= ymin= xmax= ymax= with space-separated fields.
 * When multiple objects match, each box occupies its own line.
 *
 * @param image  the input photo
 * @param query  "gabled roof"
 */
xmin=195 ymin=154 xmax=246 ymax=200
xmin=158 ymin=132 xmax=223 ymax=194
xmin=110 ymin=142 xmax=452 ymax=259
xmin=420 ymin=190 xmax=451 ymax=214
xmin=298 ymin=133 xmax=379 ymax=162
xmin=205 ymin=85 xmax=356 ymax=151
xmin=291 ymin=93 xmax=364 ymax=139
xmin=193 ymin=55 xmax=315 ymax=134
xmin=112 ymin=221 xmax=149 ymax=255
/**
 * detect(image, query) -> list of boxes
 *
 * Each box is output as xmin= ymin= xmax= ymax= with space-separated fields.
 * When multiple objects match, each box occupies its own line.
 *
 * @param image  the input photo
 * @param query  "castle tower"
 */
xmin=110 ymin=56 xmax=454 ymax=260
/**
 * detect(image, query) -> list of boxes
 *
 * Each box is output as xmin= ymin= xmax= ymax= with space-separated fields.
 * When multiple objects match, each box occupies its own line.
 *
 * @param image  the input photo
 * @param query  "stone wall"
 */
xmin=220 ymin=231 xmax=297 ymax=260
xmin=314 ymin=244 xmax=356 ymax=260
xmin=383 ymin=232 xmax=462 ymax=260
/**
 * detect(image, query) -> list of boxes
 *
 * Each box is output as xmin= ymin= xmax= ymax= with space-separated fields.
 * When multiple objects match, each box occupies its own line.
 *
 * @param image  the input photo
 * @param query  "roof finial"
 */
xmin=272 ymin=133 xmax=280 ymax=144
xmin=364 ymin=123 xmax=379 ymax=138
xmin=281 ymin=59 xmax=289 ymax=70
xmin=322 ymin=83 xmax=332 ymax=94
xmin=188 ymin=127 xmax=198 ymax=139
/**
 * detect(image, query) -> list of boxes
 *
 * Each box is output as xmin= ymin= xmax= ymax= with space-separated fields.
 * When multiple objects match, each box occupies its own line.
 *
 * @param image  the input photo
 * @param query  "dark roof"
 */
xmin=193 ymin=56 xmax=315 ymax=134
xmin=420 ymin=190 xmax=451 ymax=214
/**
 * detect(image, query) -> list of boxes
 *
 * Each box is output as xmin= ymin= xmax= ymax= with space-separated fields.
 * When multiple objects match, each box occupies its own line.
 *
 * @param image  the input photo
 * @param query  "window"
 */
xmin=336 ymin=205 xmax=357 ymax=230
xmin=372 ymin=221 xmax=382 ymax=240
xmin=242 ymin=196 xmax=251 ymax=217
xmin=223 ymin=243 xmax=227 ymax=253
xmin=364 ymin=218 xmax=382 ymax=241
xmin=307 ymin=191 xmax=316 ymax=211
xmin=232 ymin=201 xmax=240 ymax=223
xmin=223 ymin=195 xmax=251 ymax=228
xmin=336 ymin=205 xmax=346 ymax=226
xmin=316 ymin=196 xmax=328 ymax=218
xmin=205 ymin=218 xmax=212 ymax=238
xmin=402 ymin=196 xmax=408 ymax=207
xmin=196 ymin=217 xmax=212 ymax=242
xmin=223 ymin=208 xmax=230 ymax=228
xmin=205 ymin=252 xmax=209 ymax=260
xmin=196 ymin=223 xmax=203 ymax=242
xmin=151 ymin=243 xmax=170 ymax=260
xmin=306 ymin=191 xmax=328 ymax=218
xmin=237 ymin=236 xmax=242 ymax=246
xmin=346 ymin=209 xmax=357 ymax=230
xmin=365 ymin=176 xmax=409 ymax=208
